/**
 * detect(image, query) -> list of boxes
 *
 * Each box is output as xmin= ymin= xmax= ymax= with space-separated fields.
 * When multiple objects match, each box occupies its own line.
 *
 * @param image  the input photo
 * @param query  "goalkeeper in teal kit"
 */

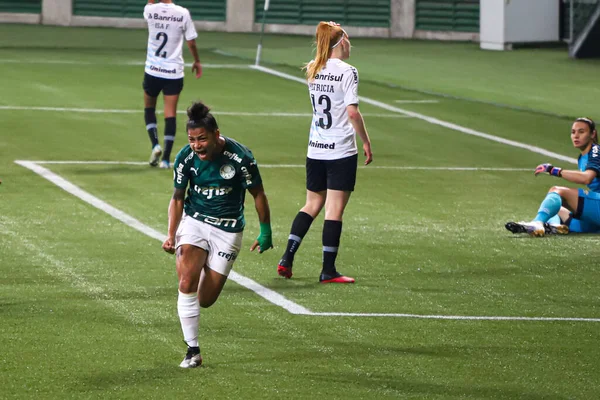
xmin=162 ymin=101 xmax=273 ymax=368
xmin=506 ymin=117 xmax=600 ymax=236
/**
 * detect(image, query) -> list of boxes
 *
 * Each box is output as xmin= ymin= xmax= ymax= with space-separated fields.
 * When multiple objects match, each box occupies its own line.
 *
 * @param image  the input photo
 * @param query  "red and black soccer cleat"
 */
xmin=277 ymin=259 xmax=293 ymax=279
xmin=319 ymin=272 xmax=355 ymax=284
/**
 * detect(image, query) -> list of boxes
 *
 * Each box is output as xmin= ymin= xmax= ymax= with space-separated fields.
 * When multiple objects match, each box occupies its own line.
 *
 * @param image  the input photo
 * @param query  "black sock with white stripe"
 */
xmin=322 ymin=220 xmax=342 ymax=275
xmin=282 ymin=211 xmax=314 ymax=264
xmin=144 ymin=107 xmax=159 ymax=148
xmin=163 ymin=117 xmax=176 ymax=162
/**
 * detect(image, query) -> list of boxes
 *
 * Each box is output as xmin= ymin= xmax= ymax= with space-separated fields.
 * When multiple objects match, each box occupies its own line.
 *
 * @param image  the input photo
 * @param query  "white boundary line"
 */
xmin=25 ymin=160 xmax=532 ymax=171
xmin=0 ymin=105 xmax=409 ymax=119
xmin=394 ymin=100 xmax=439 ymax=104
xmin=0 ymin=59 xmax=251 ymax=68
xmin=14 ymin=159 xmax=600 ymax=322
xmin=249 ymin=65 xmax=578 ymax=165
xmin=313 ymin=312 xmax=600 ymax=322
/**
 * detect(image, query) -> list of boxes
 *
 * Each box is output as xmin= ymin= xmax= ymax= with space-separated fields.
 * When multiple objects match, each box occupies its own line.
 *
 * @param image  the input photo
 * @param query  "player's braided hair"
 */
xmin=576 ymin=117 xmax=597 ymax=143
xmin=187 ymin=101 xmax=218 ymax=132
xmin=304 ymin=21 xmax=346 ymax=82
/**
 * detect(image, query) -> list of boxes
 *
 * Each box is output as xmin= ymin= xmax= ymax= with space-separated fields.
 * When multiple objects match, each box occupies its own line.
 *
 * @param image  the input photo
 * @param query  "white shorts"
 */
xmin=175 ymin=214 xmax=243 ymax=276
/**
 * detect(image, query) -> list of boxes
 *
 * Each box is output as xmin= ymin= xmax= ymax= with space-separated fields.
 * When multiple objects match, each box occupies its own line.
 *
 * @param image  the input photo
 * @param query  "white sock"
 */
xmin=177 ymin=291 xmax=200 ymax=348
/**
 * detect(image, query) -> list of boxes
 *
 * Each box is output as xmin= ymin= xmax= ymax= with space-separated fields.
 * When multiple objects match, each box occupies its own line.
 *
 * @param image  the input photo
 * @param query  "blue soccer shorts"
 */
xmin=569 ymin=188 xmax=600 ymax=233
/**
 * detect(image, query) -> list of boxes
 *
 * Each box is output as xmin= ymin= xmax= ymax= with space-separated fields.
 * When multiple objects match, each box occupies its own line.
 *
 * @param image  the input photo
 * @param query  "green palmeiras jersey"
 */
xmin=172 ymin=137 xmax=262 ymax=233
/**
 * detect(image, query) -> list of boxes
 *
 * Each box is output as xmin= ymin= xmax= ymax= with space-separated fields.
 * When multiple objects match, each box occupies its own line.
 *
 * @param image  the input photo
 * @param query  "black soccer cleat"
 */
xmin=505 ymin=221 xmax=528 ymax=234
xmin=179 ymin=346 xmax=202 ymax=368
xmin=505 ymin=221 xmax=545 ymax=236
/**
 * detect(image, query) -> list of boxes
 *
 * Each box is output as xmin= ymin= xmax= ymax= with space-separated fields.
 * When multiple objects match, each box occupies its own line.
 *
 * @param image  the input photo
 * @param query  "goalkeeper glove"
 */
xmin=255 ymin=222 xmax=273 ymax=254
xmin=534 ymin=163 xmax=562 ymax=177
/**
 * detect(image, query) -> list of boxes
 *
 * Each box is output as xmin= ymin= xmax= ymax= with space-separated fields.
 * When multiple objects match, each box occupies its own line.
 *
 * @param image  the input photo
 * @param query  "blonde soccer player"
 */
xmin=162 ymin=101 xmax=273 ymax=368
xmin=143 ymin=0 xmax=202 ymax=169
xmin=277 ymin=21 xmax=373 ymax=283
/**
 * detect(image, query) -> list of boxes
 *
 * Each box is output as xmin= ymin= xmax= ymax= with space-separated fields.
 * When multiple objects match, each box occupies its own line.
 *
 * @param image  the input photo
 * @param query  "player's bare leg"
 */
xmin=198 ymin=265 xmax=228 ymax=308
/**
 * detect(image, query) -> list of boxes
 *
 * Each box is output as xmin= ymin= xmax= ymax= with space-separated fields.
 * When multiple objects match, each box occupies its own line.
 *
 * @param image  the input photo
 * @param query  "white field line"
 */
xmin=14 ymin=160 xmax=311 ymax=316
xmin=26 ymin=160 xmax=531 ymax=172
xmin=394 ymin=100 xmax=439 ymax=104
xmin=0 ymin=105 xmax=408 ymax=119
xmin=14 ymin=159 xmax=600 ymax=323
xmin=0 ymin=59 xmax=250 ymax=68
xmin=250 ymin=65 xmax=578 ymax=165
xmin=312 ymin=312 xmax=600 ymax=322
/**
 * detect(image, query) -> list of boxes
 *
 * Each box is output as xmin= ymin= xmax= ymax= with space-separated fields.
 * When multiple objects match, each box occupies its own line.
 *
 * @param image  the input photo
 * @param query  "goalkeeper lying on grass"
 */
xmin=506 ymin=117 xmax=600 ymax=236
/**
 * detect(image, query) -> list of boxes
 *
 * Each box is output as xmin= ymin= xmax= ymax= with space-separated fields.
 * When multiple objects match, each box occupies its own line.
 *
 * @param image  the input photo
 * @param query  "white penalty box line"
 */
xmin=14 ymin=159 xmax=600 ymax=323
xmin=29 ymin=160 xmax=532 ymax=172
xmin=0 ymin=59 xmax=252 ymax=68
xmin=0 ymin=105 xmax=409 ymax=119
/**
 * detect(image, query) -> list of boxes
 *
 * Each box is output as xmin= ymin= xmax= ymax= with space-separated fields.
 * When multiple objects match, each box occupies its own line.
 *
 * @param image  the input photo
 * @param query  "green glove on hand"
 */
xmin=254 ymin=222 xmax=273 ymax=254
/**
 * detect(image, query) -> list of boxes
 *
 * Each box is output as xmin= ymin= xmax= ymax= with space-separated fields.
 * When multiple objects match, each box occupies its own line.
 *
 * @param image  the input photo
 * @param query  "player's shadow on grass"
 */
xmin=260 ymin=277 xmax=393 ymax=290
xmin=297 ymin=371 xmax=569 ymax=399
xmin=74 ymin=365 xmax=201 ymax=393
xmin=507 ymin=232 xmax=600 ymax=239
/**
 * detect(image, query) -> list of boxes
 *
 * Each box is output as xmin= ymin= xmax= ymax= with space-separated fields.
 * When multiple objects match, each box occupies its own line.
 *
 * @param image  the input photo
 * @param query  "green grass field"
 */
xmin=1 ymin=24 xmax=600 ymax=399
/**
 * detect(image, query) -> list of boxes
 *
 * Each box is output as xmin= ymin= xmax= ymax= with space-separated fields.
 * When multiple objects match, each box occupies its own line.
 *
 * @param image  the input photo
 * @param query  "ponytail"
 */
xmin=186 ymin=101 xmax=218 ymax=132
xmin=304 ymin=21 xmax=345 ymax=81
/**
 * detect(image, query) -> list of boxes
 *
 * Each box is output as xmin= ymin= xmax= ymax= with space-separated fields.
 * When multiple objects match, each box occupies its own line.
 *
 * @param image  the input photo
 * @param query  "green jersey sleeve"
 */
xmin=240 ymin=151 xmax=263 ymax=189
xmin=173 ymin=145 xmax=194 ymax=189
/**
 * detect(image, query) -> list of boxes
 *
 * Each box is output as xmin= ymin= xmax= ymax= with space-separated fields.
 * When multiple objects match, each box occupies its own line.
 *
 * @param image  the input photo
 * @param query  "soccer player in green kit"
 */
xmin=162 ymin=101 xmax=273 ymax=368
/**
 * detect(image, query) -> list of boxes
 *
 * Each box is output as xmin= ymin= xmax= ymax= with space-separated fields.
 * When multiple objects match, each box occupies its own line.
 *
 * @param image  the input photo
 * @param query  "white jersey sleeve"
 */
xmin=306 ymin=59 xmax=359 ymax=160
xmin=342 ymin=66 xmax=359 ymax=107
xmin=144 ymin=3 xmax=197 ymax=80
xmin=183 ymin=9 xmax=198 ymax=41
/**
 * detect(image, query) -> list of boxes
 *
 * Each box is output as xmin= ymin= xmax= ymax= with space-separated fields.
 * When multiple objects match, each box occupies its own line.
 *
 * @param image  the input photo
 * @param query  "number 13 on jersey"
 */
xmin=311 ymin=94 xmax=332 ymax=129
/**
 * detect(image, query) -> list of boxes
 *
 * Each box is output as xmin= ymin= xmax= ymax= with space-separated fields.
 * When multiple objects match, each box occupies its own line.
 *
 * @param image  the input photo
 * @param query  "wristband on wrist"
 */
xmin=259 ymin=222 xmax=272 ymax=236
xmin=550 ymin=167 xmax=562 ymax=177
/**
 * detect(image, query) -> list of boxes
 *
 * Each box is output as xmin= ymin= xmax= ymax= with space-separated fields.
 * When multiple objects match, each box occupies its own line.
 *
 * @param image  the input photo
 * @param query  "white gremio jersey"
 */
xmin=143 ymin=2 xmax=198 ymax=80
xmin=307 ymin=58 xmax=359 ymax=160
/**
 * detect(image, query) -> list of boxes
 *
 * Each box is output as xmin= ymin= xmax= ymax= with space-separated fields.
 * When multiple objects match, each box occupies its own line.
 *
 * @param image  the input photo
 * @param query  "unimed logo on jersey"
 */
xmin=150 ymin=65 xmax=176 ymax=75
xmin=309 ymin=140 xmax=336 ymax=150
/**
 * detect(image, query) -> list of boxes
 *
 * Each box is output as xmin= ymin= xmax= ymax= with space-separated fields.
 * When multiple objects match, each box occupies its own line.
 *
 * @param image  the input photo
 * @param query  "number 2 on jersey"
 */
xmin=155 ymin=32 xmax=168 ymax=58
xmin=311 ymin=94 xmax=332 ymax=129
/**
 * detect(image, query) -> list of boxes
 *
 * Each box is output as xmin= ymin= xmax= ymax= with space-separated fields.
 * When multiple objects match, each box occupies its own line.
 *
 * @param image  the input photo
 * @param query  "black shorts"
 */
xmin=142 ymin=73 xmax=184 ymax=97
xmin=306 ymin=154 xmax=358 ymax=192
